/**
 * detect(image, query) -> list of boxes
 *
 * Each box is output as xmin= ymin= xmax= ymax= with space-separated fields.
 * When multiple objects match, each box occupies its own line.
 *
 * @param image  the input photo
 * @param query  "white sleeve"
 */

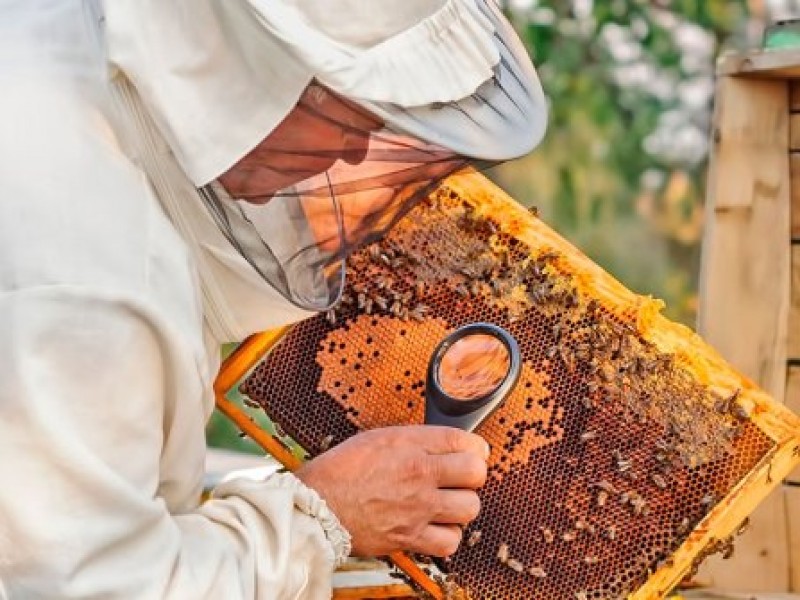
xmin=0 ymin=288 xmax=348 ymax=599
xmin=0 ymin=12 xmax=349 ymax=596
xmin=102 ymin=0 xmax=314 ymax=186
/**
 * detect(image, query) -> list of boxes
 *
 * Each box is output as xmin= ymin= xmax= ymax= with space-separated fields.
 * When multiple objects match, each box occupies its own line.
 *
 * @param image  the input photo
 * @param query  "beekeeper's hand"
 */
xmin=296 ymin=425 xmax=489 ymax=558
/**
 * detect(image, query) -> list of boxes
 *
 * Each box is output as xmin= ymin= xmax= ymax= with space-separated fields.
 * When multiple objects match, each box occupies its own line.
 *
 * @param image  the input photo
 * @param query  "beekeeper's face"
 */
xmin=218 ymin=85 xmax=383 ymax=203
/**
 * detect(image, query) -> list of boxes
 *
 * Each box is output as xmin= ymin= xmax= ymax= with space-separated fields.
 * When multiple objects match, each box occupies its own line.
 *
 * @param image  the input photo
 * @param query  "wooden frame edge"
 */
xmin=214 ymin=331 xmax=442 ymax=600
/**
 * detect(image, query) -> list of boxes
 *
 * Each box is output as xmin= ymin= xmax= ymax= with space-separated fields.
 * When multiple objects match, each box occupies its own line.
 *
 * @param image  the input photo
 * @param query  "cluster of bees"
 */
xmin=327 ymin=243 xmax=431 ymax=325
xmin=496 ymin=542 xmax=548 ymax=579
xmin=685 ymin=517 xmax=749 ymax=579
xmin=336 ymin=190 xmax=748 ymax=473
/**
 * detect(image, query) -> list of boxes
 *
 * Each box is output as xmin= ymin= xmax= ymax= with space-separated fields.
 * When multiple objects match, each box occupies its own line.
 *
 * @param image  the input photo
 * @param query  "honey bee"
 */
xmin=507 ymin=559 xmax=524 ymax=573
xmin=562 ymin=531 xmax=576 ymax=542
xmin=528 ymin=566 xmax=547 ymax=578
xmin=654 ymin=452 xmax=669 ymax=465
xmin=615 ymin=459 xmax=632 ymax=474
xmin=564 ymin=289 xmax=580 ymax=308
xmin=722 ymin=538 xmax=735 ymax=560
xmin=731 ymin=402 xmax=751 ymax=421
xmin=539 ymin=251 xmax=559 ymax=262
xmin=242 ymin=397 xmax=261 ymax=410
xmin=539 ymin=527 xmax=555 ymax=544
xmin=466 ymin=530 xmax=482 ymax=548
xmin=319 ymin=434 xmax=334 ymax=453
xmin=630 ymin=497 xmax=647 ymax=517
xmin=676 ymin=517 xmax=692 ymax=535
xmin=583 ymin=556 xmax=600 ymax=566
xmin=595 ymin=480 xmax=618 ymax=494
xmin=654 ymin=439 xmax=671 ymax=452
xmin=736 ymin=518 xmax=750 ymax=537
xmin=651 ymin=474 xmax=668 ymax=490
xmin=410 ymin=306 xmax=428 ymax=322
xmin=497 ymin=543 xmax=509 ymax=564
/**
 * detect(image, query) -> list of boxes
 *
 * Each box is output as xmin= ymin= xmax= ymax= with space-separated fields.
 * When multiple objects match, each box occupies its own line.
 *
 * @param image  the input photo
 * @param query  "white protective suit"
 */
xmin=0 ymin=0 xmax=544 ymax=598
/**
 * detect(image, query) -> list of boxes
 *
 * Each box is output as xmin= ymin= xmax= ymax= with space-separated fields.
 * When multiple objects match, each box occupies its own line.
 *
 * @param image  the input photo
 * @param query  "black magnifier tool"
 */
xmin=425 ymin=323 xmax=522 ymax=432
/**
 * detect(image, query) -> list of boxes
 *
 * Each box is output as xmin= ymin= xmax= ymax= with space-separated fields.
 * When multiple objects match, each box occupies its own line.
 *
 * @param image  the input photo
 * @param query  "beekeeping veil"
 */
xmin=199 ymin=0 xmax=548 ymax=311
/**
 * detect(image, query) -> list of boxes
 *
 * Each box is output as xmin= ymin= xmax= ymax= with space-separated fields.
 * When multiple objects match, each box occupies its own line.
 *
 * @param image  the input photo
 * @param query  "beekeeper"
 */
xmin=0 ymin=1 xmax=547 ymax=598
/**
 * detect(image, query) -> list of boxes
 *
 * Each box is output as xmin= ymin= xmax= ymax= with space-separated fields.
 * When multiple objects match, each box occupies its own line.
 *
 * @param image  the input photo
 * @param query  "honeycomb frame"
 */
xmin=217 ymin=170 xmax=800 ymax=600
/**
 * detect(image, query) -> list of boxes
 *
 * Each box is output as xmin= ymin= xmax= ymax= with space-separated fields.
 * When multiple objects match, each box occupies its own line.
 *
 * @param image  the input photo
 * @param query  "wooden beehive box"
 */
xmin=697 ymin=48 xmax=800 ymax=593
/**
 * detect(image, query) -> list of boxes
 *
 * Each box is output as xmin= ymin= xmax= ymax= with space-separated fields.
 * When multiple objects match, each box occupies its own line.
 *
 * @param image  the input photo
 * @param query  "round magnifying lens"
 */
xmin=425 ymin=323 xmax=521 ymax=432
xmin=438 ymin=334 xmax=511 ymax=401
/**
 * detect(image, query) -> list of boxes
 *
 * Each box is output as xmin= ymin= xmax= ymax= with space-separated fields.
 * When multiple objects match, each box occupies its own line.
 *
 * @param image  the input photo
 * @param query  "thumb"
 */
xmin=404 ymin=425 xmax=490 ymax=459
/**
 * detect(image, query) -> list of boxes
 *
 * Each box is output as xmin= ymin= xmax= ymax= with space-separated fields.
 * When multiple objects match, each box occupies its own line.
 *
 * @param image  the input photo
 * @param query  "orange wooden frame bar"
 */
xmin=213 ymin=330 xmax=443 ymax=600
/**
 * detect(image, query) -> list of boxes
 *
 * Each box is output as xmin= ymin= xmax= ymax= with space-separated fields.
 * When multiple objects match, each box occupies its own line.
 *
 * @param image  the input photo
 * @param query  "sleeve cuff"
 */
xmin=263 ymin=471 xmax=353 ymax=567
xmin=217 ymin=465 xmax=353 ymax=566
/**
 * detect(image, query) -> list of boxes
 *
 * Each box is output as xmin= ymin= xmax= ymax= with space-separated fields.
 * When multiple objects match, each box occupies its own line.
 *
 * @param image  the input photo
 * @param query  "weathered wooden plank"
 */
xmin=698 ymin=75 xmax=792 ymax=591
xmin=790 ymin=247 xmax=800 ymax=360
xmin=790 ymin=155 xmax=800 ymax=240
xmin=695 ymin=490 xmax=791 ymax=593
xmin=718 ymin=50 xmax=800 ymax=79
xmin=331 ymin=586 xmax=415 ymax=600
xmin=699 ymin=76 xmax=791 ymax=396
xmin=791 ymin=81 xmax=800 ymax=112
xmin=788 ymin=486 xmax=800 ymax=591
xmin=787 ymin=366 xmax=800 ymax=484
xmin=791 ymin=114 xmax=800 ymax=151
xmin=788 ymin=366 xmax=800 ymax=426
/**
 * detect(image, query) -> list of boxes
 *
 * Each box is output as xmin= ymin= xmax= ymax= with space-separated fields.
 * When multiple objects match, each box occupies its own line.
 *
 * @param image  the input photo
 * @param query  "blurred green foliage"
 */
xmin=493 ymin=0 xmax=753 ymax=324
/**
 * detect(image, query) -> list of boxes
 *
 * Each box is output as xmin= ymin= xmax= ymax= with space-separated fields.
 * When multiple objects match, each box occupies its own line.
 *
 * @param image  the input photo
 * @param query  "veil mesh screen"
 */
xmin=240 ymin=176 xmax=775 ymax=600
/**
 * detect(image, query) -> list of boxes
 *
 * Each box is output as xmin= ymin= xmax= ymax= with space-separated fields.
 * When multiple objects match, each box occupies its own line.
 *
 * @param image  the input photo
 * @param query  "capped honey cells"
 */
xmin=240 ymin=175 xmax=784 ymax=600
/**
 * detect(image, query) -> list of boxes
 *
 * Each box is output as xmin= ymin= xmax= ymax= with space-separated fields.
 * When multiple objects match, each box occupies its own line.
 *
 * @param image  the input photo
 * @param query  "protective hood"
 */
xmin=199 ymin=0 xmax=547 ymax=312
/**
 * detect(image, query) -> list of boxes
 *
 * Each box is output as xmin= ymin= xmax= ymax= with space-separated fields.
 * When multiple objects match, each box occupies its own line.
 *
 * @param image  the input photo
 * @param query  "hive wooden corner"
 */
xmin=697 ymin=48 xmax=800 ymax=593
